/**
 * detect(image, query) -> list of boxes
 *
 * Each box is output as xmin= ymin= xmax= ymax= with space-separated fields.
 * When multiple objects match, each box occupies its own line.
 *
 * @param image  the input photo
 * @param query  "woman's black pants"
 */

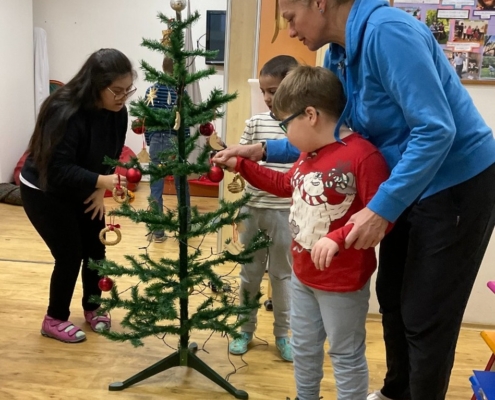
xmin=378 ymin=164 xmax=495 ymax=400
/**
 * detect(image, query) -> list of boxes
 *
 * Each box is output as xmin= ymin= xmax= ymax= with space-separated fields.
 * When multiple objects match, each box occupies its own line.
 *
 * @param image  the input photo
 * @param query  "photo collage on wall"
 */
xmin=394 ymin=0 xmax=495 ymax=81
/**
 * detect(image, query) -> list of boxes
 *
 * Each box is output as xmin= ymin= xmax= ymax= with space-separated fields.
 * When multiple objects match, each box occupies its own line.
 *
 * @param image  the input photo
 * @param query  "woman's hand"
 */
xmin=84 ymin=188 xmax=106 ymax=220
xmin=311 ymin=237 xmax=340 ymax=270
xmin=215 ymin=156 xmax=238 ymax=172
xmin=213 ymin=143 xmax=264 ymax=164
xmin=96 ymin=174 xmax=127 ymax=192
xmin=344 ymin=207 xmax=389 ymax=250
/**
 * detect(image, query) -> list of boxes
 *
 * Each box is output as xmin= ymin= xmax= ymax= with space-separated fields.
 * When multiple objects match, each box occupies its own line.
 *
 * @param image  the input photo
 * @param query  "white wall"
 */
xmin=32 ymin=0 xmax=226 ymax=154
xmin=0 ymin=0 xmax=35 ymax=183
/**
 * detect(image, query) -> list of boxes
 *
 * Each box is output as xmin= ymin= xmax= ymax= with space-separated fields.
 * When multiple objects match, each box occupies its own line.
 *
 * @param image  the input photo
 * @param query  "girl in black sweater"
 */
xmin=20 ymin=48 xmax=136 ymax=343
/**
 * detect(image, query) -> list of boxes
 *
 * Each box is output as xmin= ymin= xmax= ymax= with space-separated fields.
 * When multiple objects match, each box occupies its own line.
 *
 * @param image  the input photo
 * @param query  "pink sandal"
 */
xmin=84 ymin=308 xmax=111 ymax=333
xmin=41 ymin=315 xmax=86 ymax=343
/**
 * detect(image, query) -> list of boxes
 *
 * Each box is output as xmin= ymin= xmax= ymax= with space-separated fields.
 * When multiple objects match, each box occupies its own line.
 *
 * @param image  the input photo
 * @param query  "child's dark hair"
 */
xmin=259 ymin=55 xmax=298 ymax=80
xmin=28 ymin=48 xmax=135 ymax=188
xmin=162 ymin=57 xmax=174 ymax=74
xmin=272 ymin=65 xmax=346 ymax=121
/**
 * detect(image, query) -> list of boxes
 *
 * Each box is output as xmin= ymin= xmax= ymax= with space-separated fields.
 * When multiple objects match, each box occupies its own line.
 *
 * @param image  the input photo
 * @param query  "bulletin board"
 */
xmin=392 ymin=0 xmax=495 ymax=84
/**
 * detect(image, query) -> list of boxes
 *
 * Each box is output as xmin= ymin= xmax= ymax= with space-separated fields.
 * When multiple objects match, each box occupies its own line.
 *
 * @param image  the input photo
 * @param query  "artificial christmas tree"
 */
xmin=91 ymin=2 xmax=270 ymax=399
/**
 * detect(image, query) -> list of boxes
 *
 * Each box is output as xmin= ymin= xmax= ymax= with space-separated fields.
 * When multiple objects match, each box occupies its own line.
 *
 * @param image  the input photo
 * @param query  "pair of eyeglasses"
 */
xmin=107 ymin=86 xmax=137 ymax=101
xmin=278 ymin=109 xmax=305 ymax=134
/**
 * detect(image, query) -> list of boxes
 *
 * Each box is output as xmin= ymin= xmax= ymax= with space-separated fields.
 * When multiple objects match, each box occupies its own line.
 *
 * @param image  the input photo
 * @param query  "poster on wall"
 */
xmin=393 ymin=0 xmax=495 ymax=82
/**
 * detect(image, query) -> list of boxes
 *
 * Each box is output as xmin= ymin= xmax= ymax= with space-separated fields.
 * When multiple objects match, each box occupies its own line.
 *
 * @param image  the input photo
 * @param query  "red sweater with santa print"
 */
xmin=235 ymin=133 xmax=390 ymax=292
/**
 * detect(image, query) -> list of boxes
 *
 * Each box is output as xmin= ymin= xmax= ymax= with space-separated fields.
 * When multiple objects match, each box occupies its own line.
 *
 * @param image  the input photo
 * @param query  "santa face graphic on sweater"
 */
xmin=290 ymin=160 xmax=356 ymax=250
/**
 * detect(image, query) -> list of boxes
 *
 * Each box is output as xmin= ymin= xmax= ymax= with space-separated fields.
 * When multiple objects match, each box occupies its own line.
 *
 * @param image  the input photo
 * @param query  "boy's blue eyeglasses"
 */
xmin=270 ymin=110 xmax=305 ymax=133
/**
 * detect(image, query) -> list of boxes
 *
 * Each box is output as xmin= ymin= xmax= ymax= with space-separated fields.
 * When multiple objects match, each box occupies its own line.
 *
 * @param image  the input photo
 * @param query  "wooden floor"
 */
xmin=0 ymin=183 xmax=490 ymax=399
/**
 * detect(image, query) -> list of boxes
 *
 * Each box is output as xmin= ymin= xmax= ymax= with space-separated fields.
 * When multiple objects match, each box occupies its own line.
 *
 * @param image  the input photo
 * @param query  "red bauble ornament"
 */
xmin=199 ymin=122 xmax=215 ymax=137
xmin=207 ymin=165 xmax=224 ymax=183
xmin=131 ymin=119 xmax=145 ymax=134
xmin=126 ymin=168 xmax=142 ymax=184
xmin=98 ymin=276 xmax=114 ymax=292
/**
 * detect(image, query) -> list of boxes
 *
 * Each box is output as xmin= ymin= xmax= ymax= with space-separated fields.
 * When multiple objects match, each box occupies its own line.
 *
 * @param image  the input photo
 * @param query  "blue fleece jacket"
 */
xmin=266 ymin=0 xmax=495 ymax=222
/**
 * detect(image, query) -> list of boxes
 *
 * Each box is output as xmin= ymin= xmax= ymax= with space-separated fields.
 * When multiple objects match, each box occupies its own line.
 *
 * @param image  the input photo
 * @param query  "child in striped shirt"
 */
xmin=229 ymin=55 xmax=298 ymax=362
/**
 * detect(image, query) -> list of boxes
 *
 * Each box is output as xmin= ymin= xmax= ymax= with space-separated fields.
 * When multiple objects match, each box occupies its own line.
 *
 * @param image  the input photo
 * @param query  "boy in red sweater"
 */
xmin=217 ymin=65 xmax=390 ymax=400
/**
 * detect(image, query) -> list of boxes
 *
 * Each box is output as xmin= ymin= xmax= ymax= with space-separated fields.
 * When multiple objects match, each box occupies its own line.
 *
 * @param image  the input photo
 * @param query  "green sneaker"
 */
xmin=276 ymin=337 xmax=293 ymax=362
xmin=229 ymin=332 xmax=253 ymax=355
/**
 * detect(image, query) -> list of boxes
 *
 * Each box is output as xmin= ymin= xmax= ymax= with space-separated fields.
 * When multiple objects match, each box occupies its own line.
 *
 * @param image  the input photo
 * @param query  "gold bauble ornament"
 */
xmin=161 ymin=29 xmax=172 ymax=46
xmin=170 ymin=0 xmax=186 ymax=11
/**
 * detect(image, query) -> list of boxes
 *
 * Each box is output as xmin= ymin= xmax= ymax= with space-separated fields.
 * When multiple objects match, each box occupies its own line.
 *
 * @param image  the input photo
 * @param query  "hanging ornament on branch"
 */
xmin=98 ymin=276 xmax=114 ymax=292
xmin=227 ymin=174 xmax=246 ymax=194
xmin=208 ymin=131 xmax=227 ymax=151
xmin=111 ymin=176 xmax=135 ymax=204
xmin=136 ymin=126 xmax=151 ymax=163
xmin=173 ymin=110 xmax=181 ymax=130
xmin=199 ymin=122 xmax=215 ymax=137
xmin=112 ymin=187 xmax=136 ymax=204
xmin=126 ymin=168 xmax=142 ymax=184
xmin=145 ymin=87 xmax=158 ymax=106
xmin=207 ymin=151 xmax=225 ymax=183
xmin=161 ymin=18 xmax=175 ymax=46
xmin=99 ymin=214 xmax=122 ymax=247
xmin=170 ymin=0 xmax=187 ymax=12
xmin=137 ymin=148 xmax=151 ymax=163
xmin=161 ymin=29 xmax=172 ymax=46
xmin=207 ymin=164 xmax=224 ymax=183
xmin=131 ymin=118 xmax=145 ymax=134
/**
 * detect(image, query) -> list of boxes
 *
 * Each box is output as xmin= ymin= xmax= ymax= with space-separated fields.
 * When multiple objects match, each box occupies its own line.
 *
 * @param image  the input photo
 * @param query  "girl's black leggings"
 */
xmin=20 ymin=184 xmax=105 ymax=321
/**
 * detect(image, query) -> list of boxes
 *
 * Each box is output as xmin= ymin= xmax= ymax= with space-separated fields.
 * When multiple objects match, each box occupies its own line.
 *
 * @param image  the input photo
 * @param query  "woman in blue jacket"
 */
xmin=213 ymin=0 xmax=495 ymax=399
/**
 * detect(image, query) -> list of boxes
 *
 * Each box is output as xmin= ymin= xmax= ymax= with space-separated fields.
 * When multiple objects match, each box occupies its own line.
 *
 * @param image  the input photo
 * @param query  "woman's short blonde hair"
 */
xmin=272 ymin=65 xmax=346 ymax=121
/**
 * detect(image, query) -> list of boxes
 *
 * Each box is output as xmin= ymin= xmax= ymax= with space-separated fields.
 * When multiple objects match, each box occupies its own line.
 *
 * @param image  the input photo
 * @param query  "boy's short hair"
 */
xmin=260 ymin=55 xmax=298 ymax=80
xmin=162 ymin=57 xmax=174 ymax=74
xmin=272 ymin=65 xmax=346 ymax=121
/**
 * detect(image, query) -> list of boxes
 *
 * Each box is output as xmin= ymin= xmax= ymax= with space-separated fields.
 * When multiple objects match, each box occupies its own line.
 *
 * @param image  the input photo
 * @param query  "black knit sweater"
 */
xmin=22 ymin=106 xmax=128 ymax=201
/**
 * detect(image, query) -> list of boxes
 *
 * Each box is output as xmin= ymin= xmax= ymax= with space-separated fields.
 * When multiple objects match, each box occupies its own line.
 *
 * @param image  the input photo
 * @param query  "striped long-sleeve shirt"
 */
xmin=239 ymin=112 xmax=292 ymax=209
xmin=143 ymin=84 xmax=190 ymax=145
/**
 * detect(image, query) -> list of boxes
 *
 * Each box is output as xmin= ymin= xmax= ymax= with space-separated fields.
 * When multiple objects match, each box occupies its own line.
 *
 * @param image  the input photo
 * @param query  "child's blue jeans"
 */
xmin=149 ymin=132 xmax=191 ymax=237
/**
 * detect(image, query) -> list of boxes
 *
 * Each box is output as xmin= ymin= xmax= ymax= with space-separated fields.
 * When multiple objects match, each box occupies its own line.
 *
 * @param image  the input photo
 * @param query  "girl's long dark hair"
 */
xmin=28 ymin=48 xmax=135 ymax=188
